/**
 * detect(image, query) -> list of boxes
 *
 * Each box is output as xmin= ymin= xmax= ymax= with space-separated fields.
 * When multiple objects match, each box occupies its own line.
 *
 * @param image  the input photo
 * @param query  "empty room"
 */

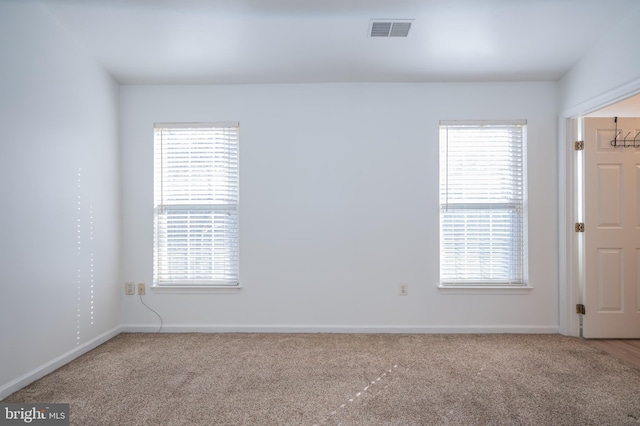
xmin=1 ymin=0 xmax=640 ymax=424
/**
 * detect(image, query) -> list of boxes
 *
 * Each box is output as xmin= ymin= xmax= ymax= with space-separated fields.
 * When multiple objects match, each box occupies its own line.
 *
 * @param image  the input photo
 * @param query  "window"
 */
xmin=439 ymin=120 xmax=527 ymax=286
xmin=154 ymin=122 xmax=239 ymax=287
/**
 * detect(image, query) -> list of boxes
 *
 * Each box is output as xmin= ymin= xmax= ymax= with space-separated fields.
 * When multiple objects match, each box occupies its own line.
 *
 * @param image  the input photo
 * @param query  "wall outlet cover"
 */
xmin=399 ymin=283 xmax=409 ymax=296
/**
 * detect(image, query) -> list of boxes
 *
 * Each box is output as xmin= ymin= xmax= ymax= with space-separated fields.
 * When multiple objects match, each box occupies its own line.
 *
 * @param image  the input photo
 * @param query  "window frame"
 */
xmin=438 ymin=120 xmax=529 ymax=290
xmin=153 ymin=122 xmax=240 ymax=289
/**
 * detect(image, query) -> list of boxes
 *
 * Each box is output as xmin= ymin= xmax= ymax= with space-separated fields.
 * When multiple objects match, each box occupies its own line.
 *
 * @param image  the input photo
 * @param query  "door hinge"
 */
xmin=576 ymin=304 xmax=586 ymax=315
xmin=575 ymin=222 xmax=585 ymax=232
xmin=575 ymin=140 xmax=584 ymax=150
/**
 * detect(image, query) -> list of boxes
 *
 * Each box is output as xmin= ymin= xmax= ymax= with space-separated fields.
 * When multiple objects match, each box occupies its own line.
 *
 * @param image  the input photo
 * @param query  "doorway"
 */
xmin=561 ymin=91 xmax=640 ymax=337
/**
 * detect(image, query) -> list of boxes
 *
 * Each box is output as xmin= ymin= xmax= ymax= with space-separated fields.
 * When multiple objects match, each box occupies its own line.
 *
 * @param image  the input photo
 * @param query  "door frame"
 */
xmin=559 ymin=79 xmax=640 ymax=336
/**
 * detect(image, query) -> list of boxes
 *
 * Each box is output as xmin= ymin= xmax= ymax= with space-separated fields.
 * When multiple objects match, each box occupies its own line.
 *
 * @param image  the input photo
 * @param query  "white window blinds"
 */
xmin=153 ymin=122 xmax=239 ymax=286
xmin=439 ymin=120 xmax=527 ymax=285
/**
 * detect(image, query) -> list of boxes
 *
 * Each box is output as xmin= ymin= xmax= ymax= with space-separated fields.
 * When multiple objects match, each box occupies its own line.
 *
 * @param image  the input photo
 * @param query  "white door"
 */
xmin=583 ymin=117 xmax=640 ymax=338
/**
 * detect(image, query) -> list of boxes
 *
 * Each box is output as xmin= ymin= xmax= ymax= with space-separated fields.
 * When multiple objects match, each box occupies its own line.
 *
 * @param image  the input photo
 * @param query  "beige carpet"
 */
xmin=4 ymin=333 xmax=640 ymax=425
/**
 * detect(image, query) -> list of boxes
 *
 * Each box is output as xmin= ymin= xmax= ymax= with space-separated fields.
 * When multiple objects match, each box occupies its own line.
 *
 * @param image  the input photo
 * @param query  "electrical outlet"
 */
xmin=125 ymin=282 xmax=135 ymax=295
xmin=399 ymin=283 xmax=409 ymax=296
xmin=137 ymin=283 xmax=146 ymax=296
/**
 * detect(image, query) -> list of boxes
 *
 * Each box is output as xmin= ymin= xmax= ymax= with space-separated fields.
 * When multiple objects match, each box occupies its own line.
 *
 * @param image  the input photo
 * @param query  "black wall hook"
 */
xmin=609 ymin=117 xmax=639 ymax=148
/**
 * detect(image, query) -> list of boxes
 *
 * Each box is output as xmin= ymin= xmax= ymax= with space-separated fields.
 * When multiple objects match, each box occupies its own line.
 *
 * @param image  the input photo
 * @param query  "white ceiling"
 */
xmin=588 ymin=94 xmax=640 ymax=117
xmin=35 ymin=0 xmax=640 ymax=85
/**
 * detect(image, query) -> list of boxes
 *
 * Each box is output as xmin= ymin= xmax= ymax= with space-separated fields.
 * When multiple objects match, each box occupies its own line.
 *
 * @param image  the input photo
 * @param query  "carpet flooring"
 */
xmin=4 ymin=333 xmax=640 ymax=425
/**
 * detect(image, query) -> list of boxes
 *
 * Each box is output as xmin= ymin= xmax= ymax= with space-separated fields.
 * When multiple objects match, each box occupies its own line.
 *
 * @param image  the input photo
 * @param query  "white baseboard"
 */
xmin=0 ymin=326 xmax=122 ymax=400
xmin=122 ymin=324 xmax=559 ymax=334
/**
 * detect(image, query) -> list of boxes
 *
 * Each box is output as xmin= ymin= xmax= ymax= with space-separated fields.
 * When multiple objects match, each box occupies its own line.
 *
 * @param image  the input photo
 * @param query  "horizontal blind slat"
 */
xmin=154 ymin=123 xmax=239 ymax=286
xmin=439 ymin=121 xmax=526 ymax=285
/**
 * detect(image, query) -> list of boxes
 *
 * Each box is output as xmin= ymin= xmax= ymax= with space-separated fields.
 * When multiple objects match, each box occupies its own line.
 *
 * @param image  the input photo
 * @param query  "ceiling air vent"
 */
xmin=369 ymin=19 xmax=413 ymax=38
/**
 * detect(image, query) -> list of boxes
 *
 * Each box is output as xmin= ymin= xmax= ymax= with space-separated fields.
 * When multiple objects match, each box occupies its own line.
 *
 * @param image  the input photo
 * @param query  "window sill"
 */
xmin=438 ymin=285 xmax=533 ymax=295
xmin=151 ymin=285 xmax=242 ymax=294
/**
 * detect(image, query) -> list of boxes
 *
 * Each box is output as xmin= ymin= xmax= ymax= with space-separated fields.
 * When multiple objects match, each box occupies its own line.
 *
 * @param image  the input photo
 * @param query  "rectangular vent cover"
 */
xmin=369 ymin=20 xmax=413 ymax=37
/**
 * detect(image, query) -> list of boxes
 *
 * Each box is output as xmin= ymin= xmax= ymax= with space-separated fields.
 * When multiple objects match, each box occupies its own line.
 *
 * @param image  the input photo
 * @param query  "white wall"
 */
xmin=560 ymin=3 xmax=640 ymax=113
xmin=0 ymin=3 xmax=121 ymax=398
xmin=121 ymin=82 xmax=559 ymax=332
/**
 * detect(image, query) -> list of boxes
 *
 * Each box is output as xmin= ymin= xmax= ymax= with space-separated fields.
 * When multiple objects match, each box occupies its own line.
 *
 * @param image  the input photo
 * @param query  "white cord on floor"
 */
xmin=139 ymin=294 xmax=163 ymax=333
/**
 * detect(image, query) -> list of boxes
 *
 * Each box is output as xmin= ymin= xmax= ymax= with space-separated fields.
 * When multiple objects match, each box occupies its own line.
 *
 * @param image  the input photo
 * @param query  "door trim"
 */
xmin=559 ymin=77 xmax=640 ymax=336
